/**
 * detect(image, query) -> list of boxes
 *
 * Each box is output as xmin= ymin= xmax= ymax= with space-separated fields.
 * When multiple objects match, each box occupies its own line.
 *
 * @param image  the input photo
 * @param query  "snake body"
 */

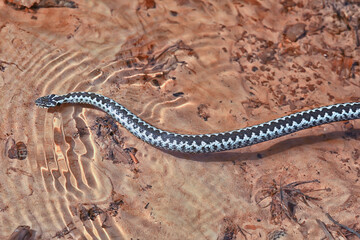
xmin=35 ymin=92 xmax=360 ymax=153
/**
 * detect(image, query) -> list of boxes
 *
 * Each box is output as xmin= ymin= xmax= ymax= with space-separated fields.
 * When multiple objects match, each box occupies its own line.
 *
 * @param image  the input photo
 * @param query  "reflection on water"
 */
xmin=1 ymin=0 xmax=360 ymax=239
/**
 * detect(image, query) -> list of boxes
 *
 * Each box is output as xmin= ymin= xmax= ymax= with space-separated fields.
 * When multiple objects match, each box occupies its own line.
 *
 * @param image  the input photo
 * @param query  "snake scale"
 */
xmin=35 ymin=92 xmax=360 ymax=153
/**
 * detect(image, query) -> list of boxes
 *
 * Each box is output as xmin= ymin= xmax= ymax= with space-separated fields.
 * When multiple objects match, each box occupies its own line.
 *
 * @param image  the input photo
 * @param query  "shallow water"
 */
xmin=1 ymin=0 xmax=360 ymax=239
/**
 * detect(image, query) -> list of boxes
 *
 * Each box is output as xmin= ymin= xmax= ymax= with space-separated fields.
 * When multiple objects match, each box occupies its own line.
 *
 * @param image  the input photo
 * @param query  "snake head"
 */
xmin=35 ymin=94 xmax=59 ymax=108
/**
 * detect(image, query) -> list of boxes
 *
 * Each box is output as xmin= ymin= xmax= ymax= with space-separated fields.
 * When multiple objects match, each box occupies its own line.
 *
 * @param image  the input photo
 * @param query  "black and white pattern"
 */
xmin=35 ymin=92 xmax=360 ymax=153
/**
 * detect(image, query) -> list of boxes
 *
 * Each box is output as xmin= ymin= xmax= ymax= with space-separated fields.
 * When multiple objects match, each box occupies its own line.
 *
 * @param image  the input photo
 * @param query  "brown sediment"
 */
xmin=325 ymin=213 xmax=360 ymax=239
xmin=1 ymin=0 xmax=360 ymax=239
xmin=255 ymin=179 xmax=322 ymax=224
xmin=7 ymin=141 xmax=28 ymax=160
xmin=53 ymin=222 xmax=76 ymax=238
xmin=8 ymin=225 xmax=36 ymax=240
xmin=125 ymin=147 xmax=139 ymax=164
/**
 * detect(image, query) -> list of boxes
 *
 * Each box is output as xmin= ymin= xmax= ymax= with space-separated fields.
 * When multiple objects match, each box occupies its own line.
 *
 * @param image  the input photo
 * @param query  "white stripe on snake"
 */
xmin=35 ymin=92 xmax=360 ymax=153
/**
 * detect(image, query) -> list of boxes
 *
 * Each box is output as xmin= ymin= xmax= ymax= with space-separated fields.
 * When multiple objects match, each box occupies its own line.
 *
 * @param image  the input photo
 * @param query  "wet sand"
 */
xmin=0 ymin=0 xmax=360 ymax=239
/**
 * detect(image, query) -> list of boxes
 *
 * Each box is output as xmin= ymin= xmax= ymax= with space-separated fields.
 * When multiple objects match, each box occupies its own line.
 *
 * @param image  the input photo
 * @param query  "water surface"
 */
xmin=1 ymin=0 xmax=360 ymax=239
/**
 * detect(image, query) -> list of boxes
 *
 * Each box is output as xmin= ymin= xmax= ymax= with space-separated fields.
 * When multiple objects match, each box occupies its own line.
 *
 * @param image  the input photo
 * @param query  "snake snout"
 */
xmin=35 ymin=94 xmax=58 ymax=108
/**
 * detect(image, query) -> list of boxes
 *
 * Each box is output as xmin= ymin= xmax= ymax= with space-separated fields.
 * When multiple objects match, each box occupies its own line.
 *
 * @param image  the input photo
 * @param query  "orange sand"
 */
xmin=0 ymin=0 xmax=359 ymax=239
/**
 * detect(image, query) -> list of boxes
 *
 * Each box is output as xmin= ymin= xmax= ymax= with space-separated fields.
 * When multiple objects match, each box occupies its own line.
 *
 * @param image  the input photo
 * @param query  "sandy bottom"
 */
xmin=0 ymin=0 xmax=360 ymax=239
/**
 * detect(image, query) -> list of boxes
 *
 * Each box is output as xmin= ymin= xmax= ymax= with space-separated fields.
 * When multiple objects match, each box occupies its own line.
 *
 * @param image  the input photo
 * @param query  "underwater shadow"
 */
xmin=165 ymin=128 xmax=360 ymax=163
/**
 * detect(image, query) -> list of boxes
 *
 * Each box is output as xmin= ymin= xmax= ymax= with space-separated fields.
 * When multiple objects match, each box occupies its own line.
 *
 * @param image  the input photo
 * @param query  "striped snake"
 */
xmin=35 ymin=92 xmax=360 ymax=153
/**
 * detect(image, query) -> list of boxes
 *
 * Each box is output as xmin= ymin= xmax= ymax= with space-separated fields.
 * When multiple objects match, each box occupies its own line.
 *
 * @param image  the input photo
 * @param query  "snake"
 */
xmin=35 ymin=92 xmax=360 ymax=153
